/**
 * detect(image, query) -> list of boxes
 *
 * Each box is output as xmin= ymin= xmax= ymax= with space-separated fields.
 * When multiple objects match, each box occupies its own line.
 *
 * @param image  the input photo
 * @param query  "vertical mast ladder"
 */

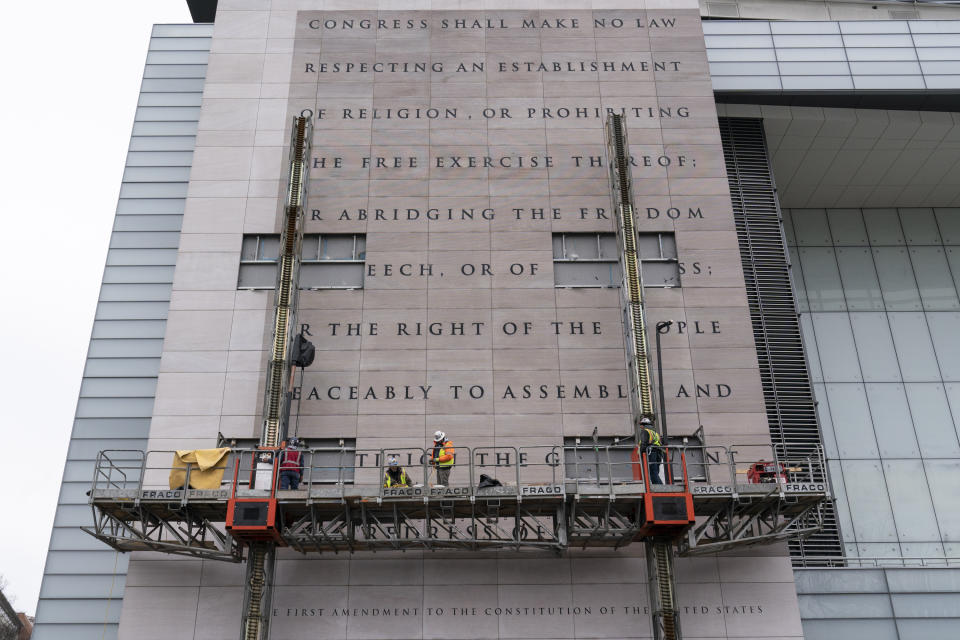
xmin=240 ymin=115 xmax=312 ymax=640
xmin=605 ymin=113 xmax=682 ymax=640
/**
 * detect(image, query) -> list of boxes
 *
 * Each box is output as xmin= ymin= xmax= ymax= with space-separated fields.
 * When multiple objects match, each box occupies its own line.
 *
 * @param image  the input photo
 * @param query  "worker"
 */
xmin=278 ymin=437 xmax=304 ymax=490
xmin=639 ymin=417 xmax=664 ymax=484
xmin=430 ymin=431 xmax=455 ymax=487
xmin=383 ymin=455 xmax=411 ymax=488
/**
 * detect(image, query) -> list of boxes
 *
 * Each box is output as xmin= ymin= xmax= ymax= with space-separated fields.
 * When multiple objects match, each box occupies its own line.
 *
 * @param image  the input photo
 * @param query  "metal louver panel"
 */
xmin=719 ymin=117 xmax=843 ymax=565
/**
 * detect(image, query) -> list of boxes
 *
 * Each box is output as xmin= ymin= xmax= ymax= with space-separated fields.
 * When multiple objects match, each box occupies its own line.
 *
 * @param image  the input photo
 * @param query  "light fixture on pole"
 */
xmin=655 ymin=320 xmax=673 ymax=443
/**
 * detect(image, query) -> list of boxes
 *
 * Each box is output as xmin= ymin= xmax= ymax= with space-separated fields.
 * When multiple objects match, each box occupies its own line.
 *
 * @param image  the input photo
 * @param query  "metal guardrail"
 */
xmin=89 ymin=443 xmax=829 ymax=501
xmin=795 ymin=556 xmax=960 ymax=569
xmin=85 ymin=442 xmax=831 ymax=559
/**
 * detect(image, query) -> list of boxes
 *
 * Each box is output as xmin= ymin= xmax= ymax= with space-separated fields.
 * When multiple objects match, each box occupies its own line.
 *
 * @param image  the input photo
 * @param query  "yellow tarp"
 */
xmin=168 ymin=448 xmax=231 ymax=490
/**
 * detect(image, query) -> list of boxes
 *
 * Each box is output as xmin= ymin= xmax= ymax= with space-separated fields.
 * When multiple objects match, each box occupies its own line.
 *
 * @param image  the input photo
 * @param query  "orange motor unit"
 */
xmin=226 ymin=498 xmax=283 ymax=544
xmin=747 ymin=460 xmax=787 ymax=484
xmin=638 ymin=492 xmax=695 ymax=537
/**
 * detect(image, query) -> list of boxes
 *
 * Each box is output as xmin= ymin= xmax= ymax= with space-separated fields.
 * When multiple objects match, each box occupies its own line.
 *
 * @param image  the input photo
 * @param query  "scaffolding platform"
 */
xmin=85 ymin=443 xmax=829 ymax=560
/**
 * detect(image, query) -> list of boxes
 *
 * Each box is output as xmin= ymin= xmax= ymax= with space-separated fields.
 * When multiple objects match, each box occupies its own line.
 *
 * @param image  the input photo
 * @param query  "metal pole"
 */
xmin=655 ymin=320 xmax=672 ymax=484
xmin=655 ymin=321 xmax=672 ymax=442
xmin=591 ymin=427 xmax=602 ymax=485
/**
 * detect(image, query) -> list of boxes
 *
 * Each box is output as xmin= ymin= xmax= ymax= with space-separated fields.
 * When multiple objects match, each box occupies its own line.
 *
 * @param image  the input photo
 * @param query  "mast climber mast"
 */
xmin=605 ymin=113 xmax=682 ymax=640
xmin=240 ymin=116 xmax=312 ymax=640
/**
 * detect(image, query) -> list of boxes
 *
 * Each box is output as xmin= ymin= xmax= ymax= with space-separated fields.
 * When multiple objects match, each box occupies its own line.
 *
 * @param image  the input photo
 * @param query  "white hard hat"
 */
xmin=387 ymin=455 xmax=399 ymax=467
xmin=434 ymin=430 xmax=446 ymax=441
xmin=640 ymin=417 xmax=653 ymax=425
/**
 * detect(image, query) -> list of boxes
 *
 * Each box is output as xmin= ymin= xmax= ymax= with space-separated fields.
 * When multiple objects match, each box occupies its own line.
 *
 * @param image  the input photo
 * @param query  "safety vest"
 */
xmin=384 ymin=470 xmax=410 ymax=487
xmin=433 ymin=440 xmax=455 ymax=467
xmin=280 ymin=450 xmax=302 ymax=472
xmin=644 ymin=428 xmax=661 ymax=447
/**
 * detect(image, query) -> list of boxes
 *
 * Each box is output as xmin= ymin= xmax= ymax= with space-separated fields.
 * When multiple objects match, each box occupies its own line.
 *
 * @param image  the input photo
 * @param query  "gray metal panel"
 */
xmin=110 ymin=230 xmax=189 ymax=249
xmin=138 ymin=92 xmax=203 ymax=106
xmin=49 ymin=526 xmax=120 ymax=552
xmin=34 ymin=598 xmax=122 ymax=623
xmin=142 ymin=65 xmax=207 ymax=79
xmin=802 ymin=618 xmax=899 ymax=640
xmin=116 ymin=198 xmax=191 ymax=214
xmin=106 ymin=248 xmax=179 ymax=265
xmin=122 ymin=166 xmax=193 ymax=182
xmin=91 ymin=319 xmax=168 ymax=338
xmin=148 ymin=36 xmax=212 ymax=51
xmin=32 ymin=624 xmax=119 ymax=640
xmin=37 ymin=575 xmax=125 ymax=598
xmin=140 ymin=78 xmax=207 ymax=92
xmin=134 ymin=106 xmax=203 ymax=121
xmin=87 ymin=339 xmax=164 ymax=358
xmin=125 ymin=151 xmax=196 ymax=166
xmin=83 ymin=358 xmax=162 ymax=377
xmin=95 ymin=301 xmax=171 ymax=320
xmin=885 ymin=567 xmax=960 ymax=591
xmin=145 ymin=50 xmax=210 ymax=65
xmin=797 ymin=567 xmax=960 ymax=635
xmin=99 ymin=283 xmax=174 ymax=301
xmin=101 ymin=266 xmax=177 ymax=283
xmin=113 ymin=216 xmax=184 ymax=231
xmin=75 ymin=398 xmax=157 ymax=418
xmin=79 ymin=378 xmax=159 ymax=397
xmin=33 ymin=24 xmax=208 ymax=637
xmin=798 ymin=593 xmax=894 ymax=618
xmin=704 ymin=20 xmax=960 ymax=92
xmin=118 ymin=182 xmax=189 ymax=199
xmin=152 ymin=24 xmax=214 ymax=37
xmin=71 ymin=419 xmax=153 ymax=439
xmin=794 ymin=568 xmax=887 ymax=592
xmin=42 ymin=551 xmax=130 ymax=573
xmin=131 ymin=121 xmax=199 ymax=135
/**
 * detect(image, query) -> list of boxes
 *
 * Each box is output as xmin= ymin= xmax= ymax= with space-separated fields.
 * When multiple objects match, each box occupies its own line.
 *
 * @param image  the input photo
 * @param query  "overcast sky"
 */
xmin=0 ymin=1 xmax=192 ymax=616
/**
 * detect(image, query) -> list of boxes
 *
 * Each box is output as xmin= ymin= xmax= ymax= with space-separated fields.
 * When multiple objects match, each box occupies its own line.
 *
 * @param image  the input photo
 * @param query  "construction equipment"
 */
xmin=747 ymin=460 xmax=789 ymax=484
xmin=226 ymin=116 xmax=311 ymax=640
xmin=605 ymin=112 xmax=692 ymax=640
xmin=83 ymin=112 xmax=831 ymax=639
xmin=87 ymin=443 xmax=827 ymax=552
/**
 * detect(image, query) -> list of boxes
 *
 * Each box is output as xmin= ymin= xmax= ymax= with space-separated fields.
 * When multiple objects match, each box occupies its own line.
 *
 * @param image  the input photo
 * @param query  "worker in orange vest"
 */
xmin=430 ymin=431 xmax=455 ymax=487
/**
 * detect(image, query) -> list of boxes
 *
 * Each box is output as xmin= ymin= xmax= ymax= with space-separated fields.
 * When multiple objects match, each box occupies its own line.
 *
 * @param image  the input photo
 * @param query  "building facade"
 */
xmin=34 ymin=1 xmax=960 ymax=639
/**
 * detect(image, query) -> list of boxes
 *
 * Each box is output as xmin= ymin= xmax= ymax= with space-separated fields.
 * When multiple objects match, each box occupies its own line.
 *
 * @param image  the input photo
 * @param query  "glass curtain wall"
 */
xmin=785 ymin=207 xmax=960 ymax=561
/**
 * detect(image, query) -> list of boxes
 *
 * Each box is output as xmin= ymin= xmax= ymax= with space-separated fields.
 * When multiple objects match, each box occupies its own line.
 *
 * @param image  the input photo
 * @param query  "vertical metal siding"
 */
xmin=720 ymin=116 xmax=844 ymax=564
xmin=31 ymin=24 xmax=211 ymax=640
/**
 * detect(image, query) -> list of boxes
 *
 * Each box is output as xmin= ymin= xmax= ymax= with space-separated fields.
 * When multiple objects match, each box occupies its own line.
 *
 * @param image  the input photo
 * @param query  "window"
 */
xmin=552 ymin=232 xmax=679 ymax=288
xmin=301 ymin=438 xmax=357 ymax=484
xmin=301 ymin=234 xmax=365 ymax=289
xmin=238 ymin=234 xmax=365 ymax=290
xmin=224 ymin=438 xmax=357 ymax=485
xmin=665 ymin=432 xmax=706 ymax=482
xmin=238 ymin=235 xmax=281 ymax=288
xmin=553 ymin=233 xmax=622 ymax=287
xmin=563 ymin=436 xmax=635 ymax=483
xmin=635 ymin=232 xmax=680 ymax=287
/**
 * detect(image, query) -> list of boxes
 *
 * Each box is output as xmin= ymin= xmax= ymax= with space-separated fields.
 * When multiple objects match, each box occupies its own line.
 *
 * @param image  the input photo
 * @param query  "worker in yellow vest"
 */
xmin=430 ymin=431 xmax=455 ymax=487
xmin=383 ymin=455 xmax=411 ymax=488
xmin=639 ymin=417 xmax=664 ymax=484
